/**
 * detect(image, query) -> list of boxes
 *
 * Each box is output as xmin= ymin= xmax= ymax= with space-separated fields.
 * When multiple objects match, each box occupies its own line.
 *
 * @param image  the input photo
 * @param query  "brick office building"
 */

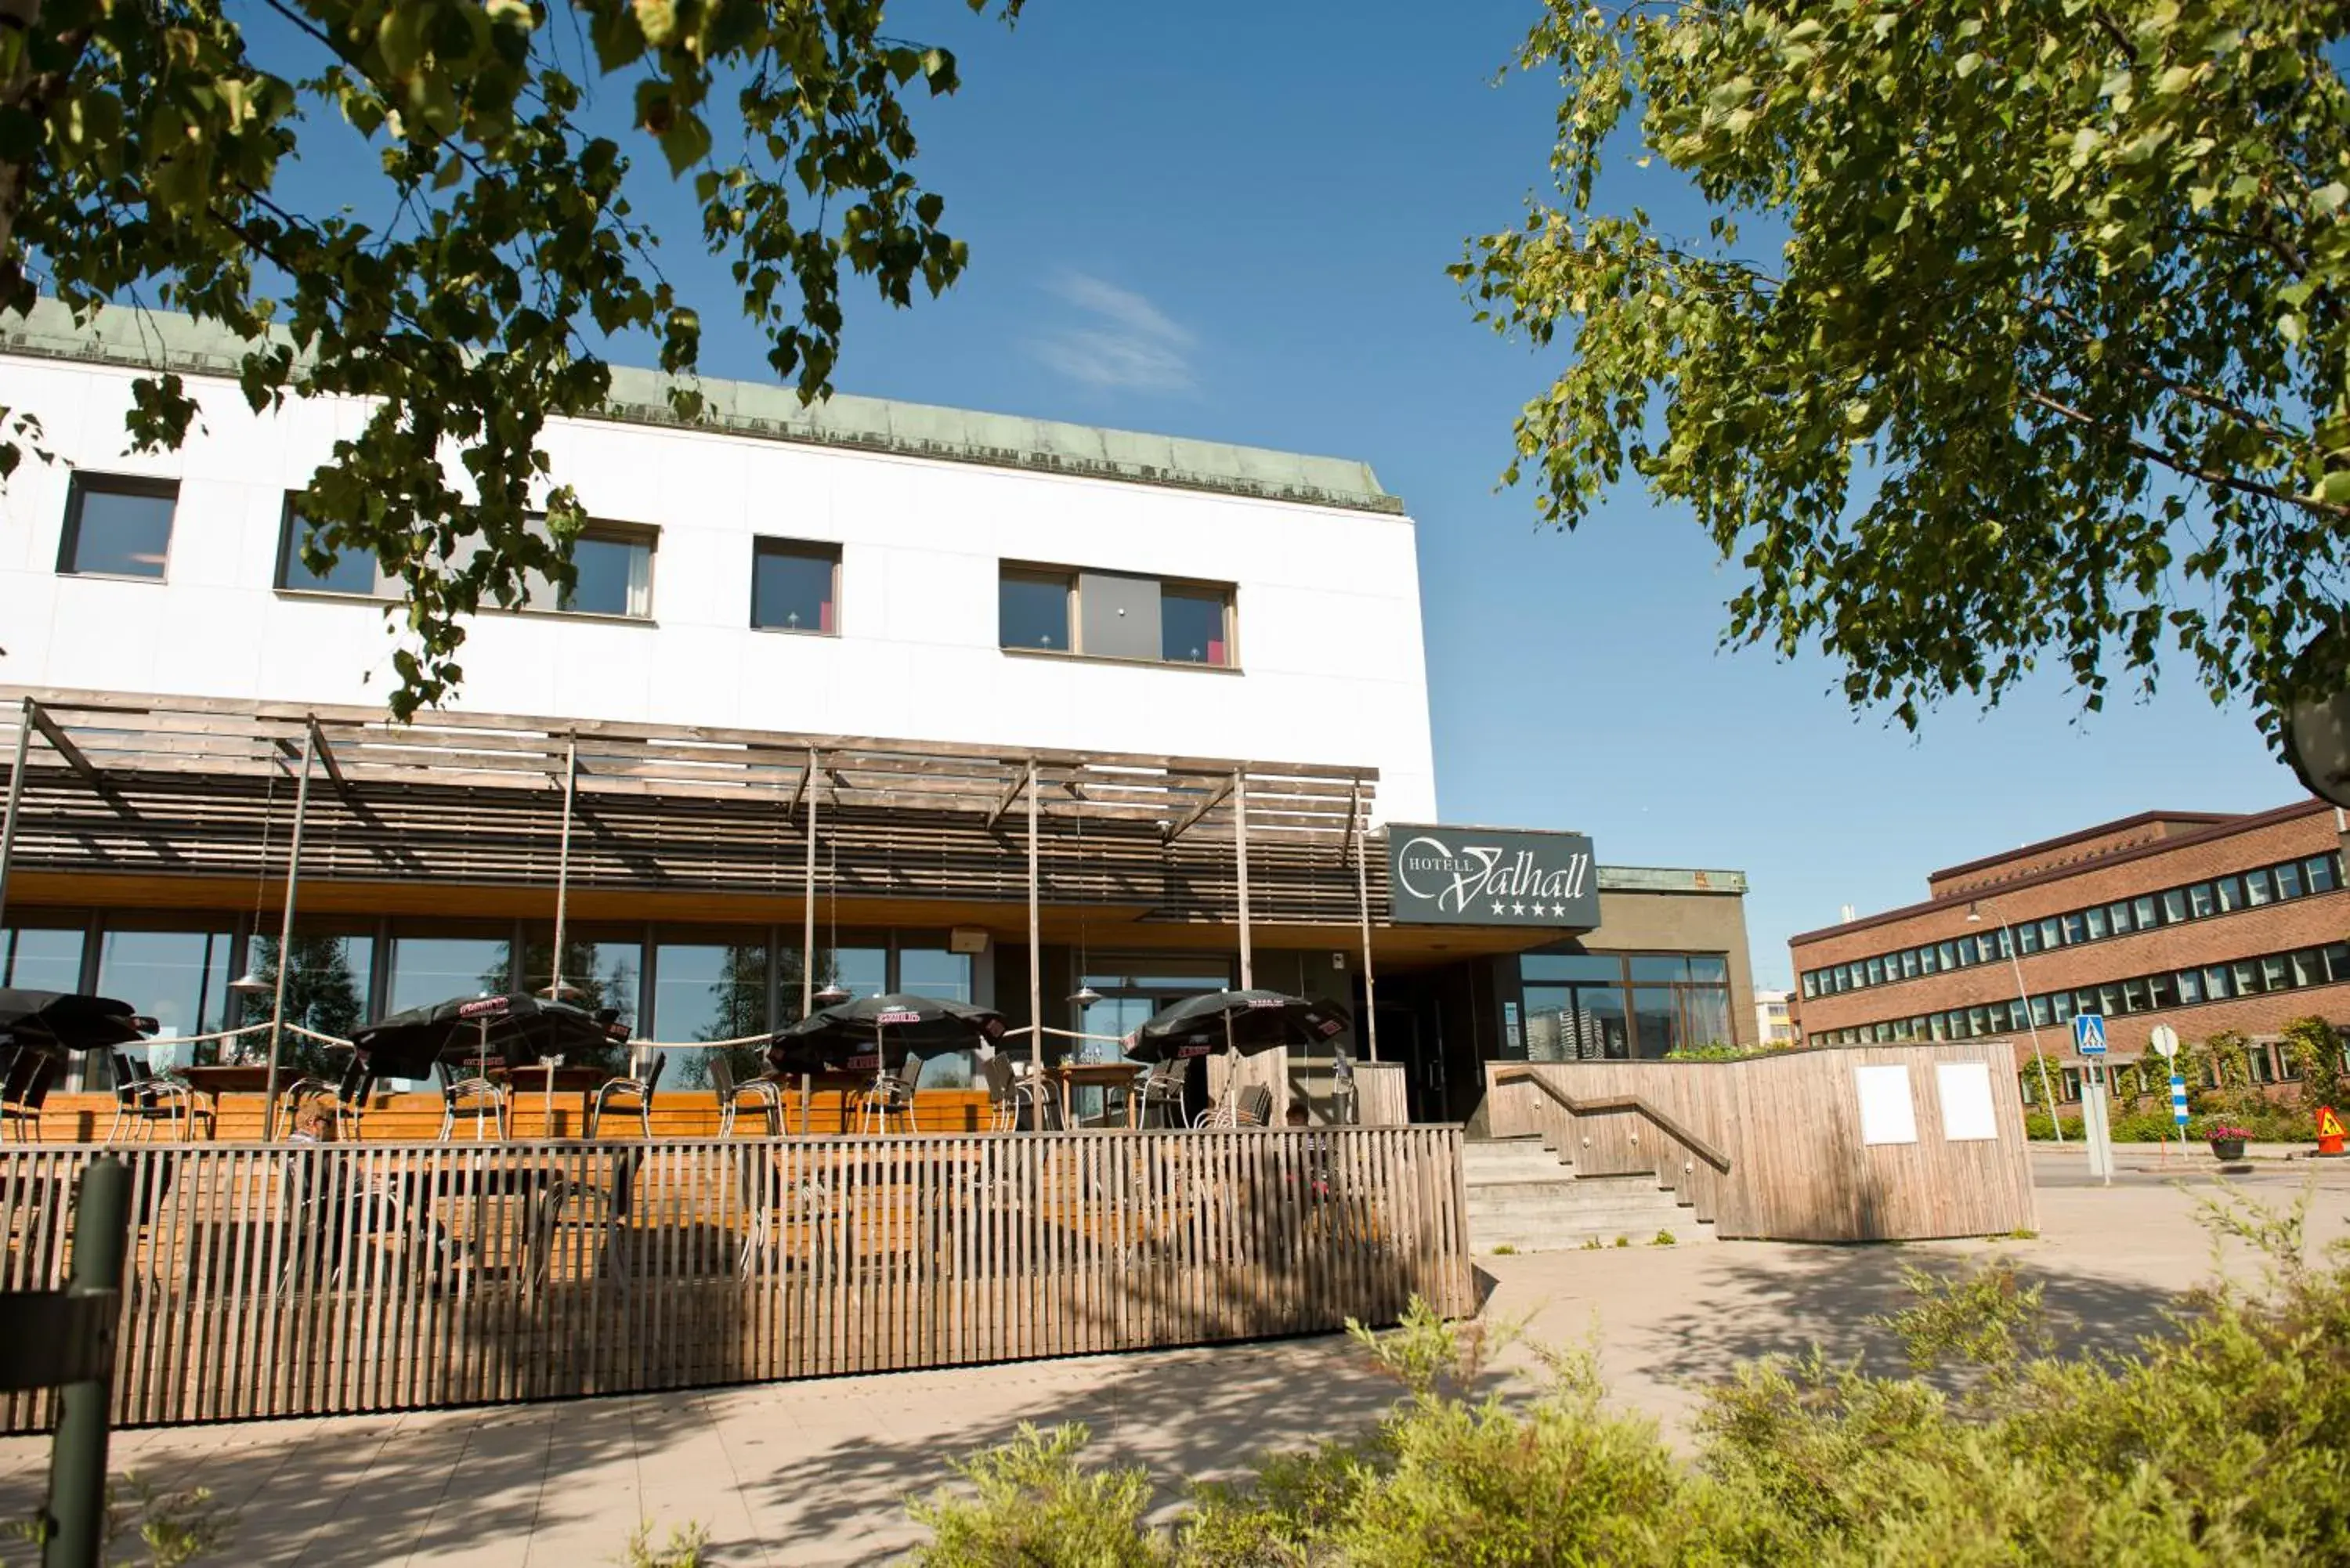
xmin=1789 ymin=802 xmax=2350 ymax=1088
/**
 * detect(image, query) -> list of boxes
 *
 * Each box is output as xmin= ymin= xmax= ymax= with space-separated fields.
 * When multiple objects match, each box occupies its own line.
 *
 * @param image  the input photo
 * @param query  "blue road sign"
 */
xmin=2171 ymin=1075 xmax=2190 ymax=1126
xmin=2072 ymin=1013 xmax=2108 ymax=1056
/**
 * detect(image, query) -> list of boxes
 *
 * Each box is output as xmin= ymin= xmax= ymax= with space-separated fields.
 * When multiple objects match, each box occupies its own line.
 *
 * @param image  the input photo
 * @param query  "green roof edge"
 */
xmin=1 ymin=298 xmax=1405 ymax=516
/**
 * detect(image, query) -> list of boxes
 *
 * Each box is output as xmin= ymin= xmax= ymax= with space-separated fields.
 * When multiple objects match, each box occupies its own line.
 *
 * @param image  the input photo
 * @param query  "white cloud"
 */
xmin=1029 ymin=272 xmax=1196 ymax=393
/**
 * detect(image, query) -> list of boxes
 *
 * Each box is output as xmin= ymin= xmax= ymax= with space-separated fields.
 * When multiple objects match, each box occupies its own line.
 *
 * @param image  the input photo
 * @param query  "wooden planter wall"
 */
xmin=0 ymin=1127 xmax=1471 ymax=1431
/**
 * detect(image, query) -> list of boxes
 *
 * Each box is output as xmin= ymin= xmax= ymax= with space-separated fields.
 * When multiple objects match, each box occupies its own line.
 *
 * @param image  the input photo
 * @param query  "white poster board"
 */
xmin=1936 ymin=1061 xmax=1999 ymax=1141
xmin=1854 ymin=1064 xmax=1918 ymax=1146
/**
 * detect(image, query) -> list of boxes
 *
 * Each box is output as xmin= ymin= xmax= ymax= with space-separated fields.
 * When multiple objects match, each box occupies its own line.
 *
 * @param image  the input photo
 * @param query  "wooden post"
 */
xmin=801 ymin=747 xmax=819 ymax=1017
xmin=550 ymin=739 xmax=577 ymax=998
xmin=1351 ymin=782 xmax=1379 ymax=1062
xmin=1234 ymin=768 xmax=1253 ymax=990
xmin=262 ymin=724 xmax=315 ymax=1141
xmin=1026 ymin=759 xmax=1043 ymax=1129
xmin=0 ymin=697 xmax=27 ymax=936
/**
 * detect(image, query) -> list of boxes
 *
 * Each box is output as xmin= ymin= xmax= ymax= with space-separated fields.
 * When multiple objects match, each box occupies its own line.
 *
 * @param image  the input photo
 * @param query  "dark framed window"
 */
xmin=2215 ymin=874 xmax=2245 ymax=912
xmin=2311 ymin=854 xmax=2343 ymax=894
xmin=2161 ymin=888 xmax=2189 ymax=923
xmin=2243 ymin=869 xmax=2274 ymax=907
xmin=2085 ymin=906 xmax=2110 ymax=941
xmin=59 ymin=474 xmax=175 ymax=579
xmin=563 ymin=528 xmax=655 ymax=617
xmin=2132 ymin=894 xmax=2158 ymax=928
xmin=751 ymin=538 xmax=840 ymax=634
xmin=2275 ymin=862 xmax=2305 ymax=900
xmin=999 ymin=567 xmax=1074 ymax=652
xmin=277 ymin=498 xmax=381 ymax=596
xmin=1160 ymin=583 xmax=1234 ymax=667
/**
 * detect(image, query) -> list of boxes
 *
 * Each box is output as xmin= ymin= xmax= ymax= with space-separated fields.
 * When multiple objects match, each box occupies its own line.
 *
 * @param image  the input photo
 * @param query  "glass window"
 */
xmin=1630 ymin=988 xmax=1681 ymax=1057
xmin=2051 ymin=991 xmax=2077 ymax=1021
xmin=2290 ymin=948 xmax=2325 ymax=989
xmin=2198 ymin=965 xmax=2230 ymax=1000
xmin=2216 ymin=875 xmax=2244 ymax=912
xmin=2 ymin=925 xmax=84 ymax=989
xmin=2063 ymin=913 xmax=2089 ymax=944
xmin=1864 ymin=957 xmax=1883 ymax=986
xmin=2324 ymin=941 xmax=2350 ymax=982
xmin=277 ymin=500 xmax=381 ymax=596
xmin=819 ymin=944 xmax=888 ymax=1002
xmin=2261 ymin=955 xmax=2290 ymax=992
xmin=2131 ymin=894 xmax=2157 ymax=930
xmin=2016 ymin=923 xmax=2041 ymax=955
xmin=1524 ymin=953 xmax=1623 ymax=984
xmin=1928 ymin=1012 xmax=1947 ymax=1041
xmin=1900 ymin=947 xmax=1920 ymax=977
xmin=2149 ymin=973 xmax=2177 ymax=1009
xmin=2084 ymin=906 xmax=2110 ymax=941
xmin=2096 ymin=983 xmax=2123 ymax=1014
xmin=2039 ymin=916 xmax=2063 ymax=949
xmin=387 ymin=933 xmax=514 ymax=1013
xmin=2030 ymin=995 xmax=2053 ymax=1027
xmin=1160 ymin=585 xmax=1231 ymax=667
xmin=2243 ymin=869 xmax=2274 ymax=907
xmin=2175 ymin=968 xmax=2202 ymax=1004
xmin=1937 ymin=941 xmax=1958 ymax=970
xmin=2275 ymin=862 xmax=2305 ymax=900
xmin=1000 ymin=569 xmax=1074 ymax=652
xmin=2102 ymin=901 xmax=2131 ymax=934
xmin=96 ymin=926 xmax=234 ymax=1068
xmin=1919 ymin=945 xmax=1940 ymax=974
xmin=1801 ymin=972 xmax=1817 ymax=999
xmin=2122 ymin=978 xmax=2148 ymax=1013
xmin=751 ymin=539 xmax=839 ymax=634
xmin=519 ymin=929 xmax=642 ymax=1030
xmin=1964 ymin=1005 xmax=1988 ymax=1036
xmin=2308 ymin=855 xmax=2341 ymax=894
xmin=653 ymin=941 xmax=768 ymax=1043
xmin=238 ymin=927 xmax=374 ymax=1042
xmin=897 ymin=946 xmax=973 ymax=1002
xmin=2188 ymin=883 xmax=2216 ymax=918
xmin=60 ymin=475 xmax=175 ymax=578
xmin=1686 ymin=955 xmax=1729 ymax=983
xmin=2230 ymin=960 xmax=2261 ymax=995
xmin=562 ymin=529 xmax=655 ymax=617
xmin=1629 ymin=955 xmax=1691 ymax=982
xmin=2161 ymin=889 xmax=2189 ymax=923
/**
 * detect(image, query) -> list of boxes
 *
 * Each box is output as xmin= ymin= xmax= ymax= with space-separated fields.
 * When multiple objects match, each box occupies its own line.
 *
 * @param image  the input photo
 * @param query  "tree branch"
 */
xmin=2020 ymin=387 xmax=2346 ymax=522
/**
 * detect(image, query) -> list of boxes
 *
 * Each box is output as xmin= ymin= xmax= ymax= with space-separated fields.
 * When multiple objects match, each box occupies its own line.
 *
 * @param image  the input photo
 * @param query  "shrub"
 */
xmin=909 ymin=1194 xmax=2350 ymax=1566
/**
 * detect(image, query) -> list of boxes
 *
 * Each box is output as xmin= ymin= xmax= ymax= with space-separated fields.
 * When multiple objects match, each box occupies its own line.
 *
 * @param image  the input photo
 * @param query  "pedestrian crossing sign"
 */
xmin=2071 ymin=1013 xmax=2107 ymax=1056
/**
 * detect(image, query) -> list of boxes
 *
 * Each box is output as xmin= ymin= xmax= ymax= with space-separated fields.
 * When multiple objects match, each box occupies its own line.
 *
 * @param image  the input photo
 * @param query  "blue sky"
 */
xmin=316 ymin=0 xmax=2315 ymax=985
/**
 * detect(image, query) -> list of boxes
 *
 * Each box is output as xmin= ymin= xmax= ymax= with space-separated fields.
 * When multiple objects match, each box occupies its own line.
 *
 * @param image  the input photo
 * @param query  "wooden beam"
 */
xmin=984 ymin=766 xmax=1029 ymax=829
xmin=1161 ymin=775 xmax=1234 ymax=844
xmin=25 ymin=703 xmax=100 ymax=782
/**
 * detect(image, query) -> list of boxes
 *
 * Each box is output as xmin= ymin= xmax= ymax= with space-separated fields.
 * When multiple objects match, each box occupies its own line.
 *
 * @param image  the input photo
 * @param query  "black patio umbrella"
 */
xmin=767 ymin=993 xmax=1007 ymax=1076
xmin=0 ymin=988 xmax=154 ymax=1054
xmin=1123 ymin=989 xmax=1350 ymax=1064
xmin=350 ymin=992 xmax=628 ymax=1080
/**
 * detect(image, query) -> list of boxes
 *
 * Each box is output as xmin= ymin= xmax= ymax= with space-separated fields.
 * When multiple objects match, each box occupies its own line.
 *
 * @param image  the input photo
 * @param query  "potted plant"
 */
xmin=2204 ymin=1122 xmax=2253 ymax=1162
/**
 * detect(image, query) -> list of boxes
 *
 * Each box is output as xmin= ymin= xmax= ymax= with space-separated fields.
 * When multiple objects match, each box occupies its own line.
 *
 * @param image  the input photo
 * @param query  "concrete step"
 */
xmin=1460 ymin=1141 xmax=1712 ymax=1253
xmin=1459 ymin=1137 xmax=1571 ymax=1181
xmin=1477 ymin=1216 xmax=1714 ymax=1253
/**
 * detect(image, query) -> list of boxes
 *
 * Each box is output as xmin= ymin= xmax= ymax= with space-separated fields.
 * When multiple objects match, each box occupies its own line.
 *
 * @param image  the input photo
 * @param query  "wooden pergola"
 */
xmin=0 ymin=688 xmax=1388 ymax=1130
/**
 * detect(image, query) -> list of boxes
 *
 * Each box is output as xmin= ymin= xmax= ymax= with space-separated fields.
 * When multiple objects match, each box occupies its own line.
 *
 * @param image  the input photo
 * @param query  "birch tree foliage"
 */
xmin=1458 ymin=0 xmax=2350 ymax=735
xmin=0 ymin=0 xmax=1017 ymax=715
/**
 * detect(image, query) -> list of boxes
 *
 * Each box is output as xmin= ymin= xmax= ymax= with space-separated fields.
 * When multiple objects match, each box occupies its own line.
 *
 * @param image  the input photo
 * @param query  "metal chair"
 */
xmin=710 ymin=1052 xmax=785 ymax=1137
xmin=588 ymin=1046 xmax=666 ymax=1140
xmin=1194 ymin=1081 xmax=1274 ymax=1129
xmin=855 ymin=1053 xmax=921 ymax=1135
xmin=107 ymin=1050 xmax=196 ymax=1143
xmin=1135 ymin=1058 xmax=1190 ymax=1129
xmin=2 ymin=1046 xmax=58 ymax=1143
xmin=435 ymin=1057 xmax=510 ymax=1142
xmin=532 ymin=1146 xmax=646 ymax=1294
xmin=981 ymin=1053 xmax=1049 ymax=1132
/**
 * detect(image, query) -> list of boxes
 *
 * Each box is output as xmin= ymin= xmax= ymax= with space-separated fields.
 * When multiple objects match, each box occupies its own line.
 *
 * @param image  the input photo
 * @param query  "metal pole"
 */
xmin=1234 ymin=768 xmax=1253 ymax=990
xmin=262 ymin=725 xmax=315 ymax=1142
xmin=801 ymin=748 xmax=819 ymax=1018
xmin=1351 ymin=783 xmax=1379 ymax=1063
xmin=2001 ymin=916 xmax=2062 ymax=1144
xmin=550 ymin=739 xmax=577 ymax=999
xmin=0 ymin=696 xmax=32 ymax=937
xmin=1026 ymin=759 xmax=1043 ymax=1130
xmin=42 ymin=1155 xmax=128 ymax=1568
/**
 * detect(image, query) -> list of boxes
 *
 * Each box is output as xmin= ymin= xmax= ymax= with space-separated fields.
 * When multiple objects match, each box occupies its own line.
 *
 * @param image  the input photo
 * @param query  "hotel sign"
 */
xmin=1388 ymin=825 xmax=1600 ymax=927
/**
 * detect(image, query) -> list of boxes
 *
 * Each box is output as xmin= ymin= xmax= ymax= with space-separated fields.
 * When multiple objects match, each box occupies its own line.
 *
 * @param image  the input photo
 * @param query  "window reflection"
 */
xmin=2 ymin=927 xmax=83 ymax=990
xmin=98 ymin=927 xmax=233 ymax=1069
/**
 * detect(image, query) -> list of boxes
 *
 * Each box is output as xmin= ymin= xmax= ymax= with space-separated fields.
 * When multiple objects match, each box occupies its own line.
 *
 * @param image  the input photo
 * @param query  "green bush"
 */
xmin=907 ymin=1194 xmax=2350 ymax=1566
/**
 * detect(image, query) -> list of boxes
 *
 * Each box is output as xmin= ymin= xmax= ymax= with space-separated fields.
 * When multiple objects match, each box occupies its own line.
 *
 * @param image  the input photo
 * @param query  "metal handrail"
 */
xmin=1491 ymin=1065 xmax=1733 ymax=1173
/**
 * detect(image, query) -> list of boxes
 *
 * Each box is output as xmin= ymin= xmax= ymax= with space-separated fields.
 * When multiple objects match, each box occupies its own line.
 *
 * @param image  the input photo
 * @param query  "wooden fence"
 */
xmin=1486 ymin=1042 xmax=2037 ymax=1241
xmin=0 ymin=1127 xmax=1470 ymax=1432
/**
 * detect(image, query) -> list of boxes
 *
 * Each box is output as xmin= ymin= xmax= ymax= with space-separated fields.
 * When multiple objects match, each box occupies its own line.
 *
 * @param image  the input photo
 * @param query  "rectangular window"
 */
xmin=2290 ymin=948 xmax=2325 ymax=989
xmin=388 ymin=932 xmax=514 ymax=1013
xmin=96 ymin=924 xmax=235 ymax=1067
xmin=751 ymin=539 xmax=840 ymax=634
xmin=2030 ymin=996 xmax=2053 ymax=1028
xmin=2149 ymin=973 xmax=2177 ymax=1009
xmin=2216 ymin=874 xmax=2245 ymax=912
xmin=2039 ymin=916 xmax=2063 ymax=950
xmin=1967 ymin=1005 xmax=1990 ymax=1036
xmin=652 ymin=940 xmax=768 ymax=1043
xmin=2085 ymin=906 xmax=2110 ymax=941
xmin=2232 ymin=960 xmax=2261 ymax=995
xmin=1864 ymin=957 xmax=1884 ymax=986
xmin=277 ymin=499 xmax=383 ymax=596
xmin=1801 ymin=972 xmax=1818 ymax=999
xmin=2063 ymin=913 xmax=2089 ymax=944
xmin=2177 ymin=969 xmax=2204 ymax=1005
xmin=1901 ymin=948 xmax=1920 ymax=977
xmin=59 ymin=474 xmax=175 ymax=579
xmin=2243 ymin=869 xmax=2275 ymax=907
xmin=2132 ymin=895 xmax=2157 ymax=929
xmin=2097 ymin=983 xmax=2124 ymax=1014
xmin=1919 ymin=945 xmax=1940 ymax=974
xmin=2122 ymin=978 xmax=2148 ymax=1013
xmin=1160 ymin=583 xmax=1233 ymax=667
xmin=1937 ymin=941 xmax=1958 ymax=970
xmin=2102 ymin=901 xmax=2130 ymax=934
xmin=2052 ymin=991 xmax=2077 ymax=1021
xmin=1526 ymin=953 xmax=1625 ymax=984
xmin=999 ymin=567 xmax=1075 ymax=652
xmin=2203 ymin=965 xmax=2234 ymax=1001
xmin=562 ymin=528 xmax=655 ymax=617
xmin=2308 ymin=854 xmax=2341 ymax=894
xmin=2261 ymin=955 xmax=2290 ymax=992
xmin=2161 ymin=888 xmax=2189 ymax=923
xmin=2016 ymin=923 xmax=2041 ymax=955
xmin=2324 ymin=941 xmax=2350 ymax=982
xmin=2275 ymin=861 xmax=2305 ymax=900
xmin=2189 ymin=883 xmax=2216 ymax=918
xmin=2 ymin=926 xmax=85 ymax=990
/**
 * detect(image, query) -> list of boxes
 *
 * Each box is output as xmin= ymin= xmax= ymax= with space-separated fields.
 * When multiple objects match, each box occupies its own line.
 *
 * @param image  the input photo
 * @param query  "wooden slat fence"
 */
xmin=1485 ymin=1042 xmax=2036 ymax=1241
xmin=0 ymin=1127 xmax=1470 ymax=1431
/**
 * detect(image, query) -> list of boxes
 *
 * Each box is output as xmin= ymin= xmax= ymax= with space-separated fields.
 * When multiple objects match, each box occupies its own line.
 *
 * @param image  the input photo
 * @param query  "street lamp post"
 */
xmin=1969 ymin=901 xmax=2062 ymax=1144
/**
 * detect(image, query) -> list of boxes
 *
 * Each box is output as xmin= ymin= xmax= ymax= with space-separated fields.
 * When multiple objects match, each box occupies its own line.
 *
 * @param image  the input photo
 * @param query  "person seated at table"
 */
xmin=287 ymin=1105 xmax=338 ymax=1143
xmin=1284 ymin=1102 xmax=1309 ymax=1127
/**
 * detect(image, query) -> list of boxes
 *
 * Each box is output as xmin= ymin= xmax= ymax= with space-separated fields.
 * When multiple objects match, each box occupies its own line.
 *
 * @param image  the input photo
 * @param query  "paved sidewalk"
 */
xmin=5 ymin=1162 xmax=2345 ymax=1565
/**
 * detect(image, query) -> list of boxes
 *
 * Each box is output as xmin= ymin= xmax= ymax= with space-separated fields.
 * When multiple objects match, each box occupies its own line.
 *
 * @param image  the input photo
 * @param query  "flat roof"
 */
xmin=0 ymin=298 xmax=1402 ymax=515
xmin=1928 ymin=808 xmax=2235 ymax=884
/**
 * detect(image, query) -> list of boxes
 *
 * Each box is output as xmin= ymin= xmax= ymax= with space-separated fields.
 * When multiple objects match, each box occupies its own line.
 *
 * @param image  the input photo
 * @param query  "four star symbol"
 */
xmin=1491 ymin=900 xmax=1506 ymax=914
xmin=1511 ymin=901 xmax=1526 ymax=916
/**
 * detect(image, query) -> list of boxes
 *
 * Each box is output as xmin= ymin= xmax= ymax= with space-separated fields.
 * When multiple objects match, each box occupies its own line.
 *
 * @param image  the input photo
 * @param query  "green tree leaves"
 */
xmin=1 ymin=0 xmax=1017 ymax=717
xmin=1461 ymin=0 xmax=2350 ymax=736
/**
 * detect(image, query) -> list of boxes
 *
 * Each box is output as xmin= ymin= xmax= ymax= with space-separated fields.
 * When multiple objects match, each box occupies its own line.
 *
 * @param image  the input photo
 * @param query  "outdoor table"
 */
xmin=175 ymin=1064 xmax=280 ymax=1138
xmin=490 ymin=1063 xmax=609 ymax=1137
xmin=759 ymin=1068 xmax=881 ymax=1136
xmin=1041 ymin=1061 xmax=1145 ymax=1129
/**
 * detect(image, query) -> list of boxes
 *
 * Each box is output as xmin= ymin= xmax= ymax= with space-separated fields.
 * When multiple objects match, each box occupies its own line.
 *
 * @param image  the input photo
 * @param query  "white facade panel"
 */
xmin=0 ymin=351 xmax=1439 ymax=821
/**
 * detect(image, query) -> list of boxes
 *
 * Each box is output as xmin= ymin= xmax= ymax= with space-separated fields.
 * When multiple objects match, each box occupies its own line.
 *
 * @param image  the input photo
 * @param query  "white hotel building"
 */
xmin=0 ymin=301 xmax=1751 ymax=1125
